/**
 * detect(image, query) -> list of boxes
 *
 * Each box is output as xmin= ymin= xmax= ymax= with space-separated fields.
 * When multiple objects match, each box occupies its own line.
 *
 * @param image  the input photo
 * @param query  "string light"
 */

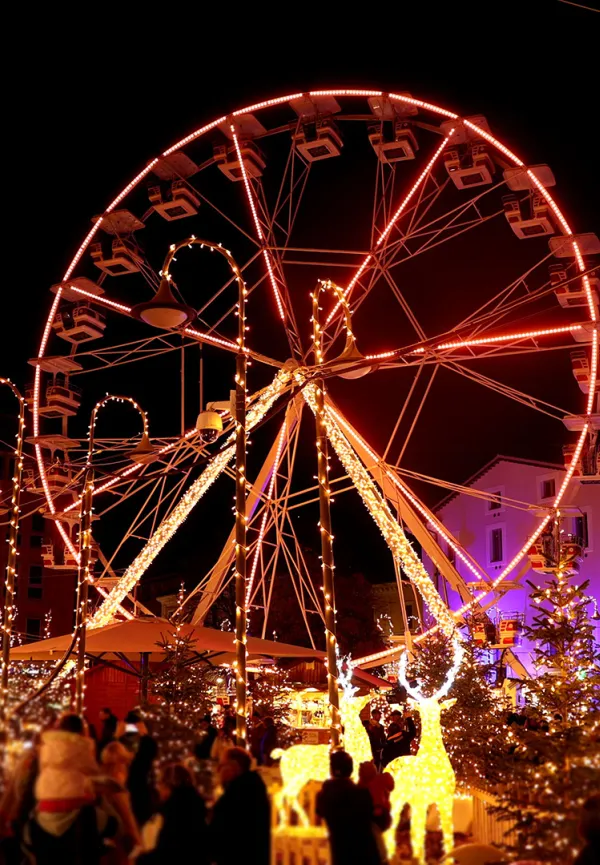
xmin=0 ymin=378 xmax=26 ymax=730
xmin=231 ymin=127 xmax=286 ymax=321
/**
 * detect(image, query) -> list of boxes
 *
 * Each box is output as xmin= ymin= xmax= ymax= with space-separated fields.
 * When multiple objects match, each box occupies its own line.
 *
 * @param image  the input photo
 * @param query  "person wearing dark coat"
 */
xmin=137 ymin=763 xmax=209 ymax=865
xmin=366 ymin=709 xmax=387 ymax=770
xmin=127 ymin=733 xmax=159 ymax=826
xmin=97 ymin=707 xmax=118 ymax=756
xmin=574 ymin=794 xmax=600 ymax=865
xmin=259 ymin=717 xmax=278 ymax=767
xmin=316 ymin=750 xmax=381 ymax=865
xmin=194 ymin=715 xmax=218 ymax=761
xmin=210 ymin=747 xmax=270 ymax=865
xmin=382 ymin=709 xmax=416 ymax=766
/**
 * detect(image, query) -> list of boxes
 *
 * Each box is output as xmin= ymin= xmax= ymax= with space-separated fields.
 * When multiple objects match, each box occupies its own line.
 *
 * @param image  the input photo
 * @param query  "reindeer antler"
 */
xmin=399 ymin=638 xmax=464 ymax=701
xmin=336 ymin=646 xmax=358 ymax=699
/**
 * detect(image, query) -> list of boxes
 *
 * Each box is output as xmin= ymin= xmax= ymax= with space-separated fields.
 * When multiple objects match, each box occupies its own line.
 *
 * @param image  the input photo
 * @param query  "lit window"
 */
xmin=541 ymin=478 xmax=556 ymax=500
xmin=490 ymin=528 xmax=504 ymax=563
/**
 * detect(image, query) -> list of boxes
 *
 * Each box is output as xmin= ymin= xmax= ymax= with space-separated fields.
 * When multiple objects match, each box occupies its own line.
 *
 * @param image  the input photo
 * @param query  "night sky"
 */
xmin=2 ymin=2 xmax=598 ymax=592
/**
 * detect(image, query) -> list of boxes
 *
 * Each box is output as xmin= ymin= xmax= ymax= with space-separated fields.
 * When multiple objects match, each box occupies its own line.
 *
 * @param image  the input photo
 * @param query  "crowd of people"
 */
xmin=3 ymin=702 xmax=596 ymax=865
xmin=0 ymin=708 xmax=270 ymax=865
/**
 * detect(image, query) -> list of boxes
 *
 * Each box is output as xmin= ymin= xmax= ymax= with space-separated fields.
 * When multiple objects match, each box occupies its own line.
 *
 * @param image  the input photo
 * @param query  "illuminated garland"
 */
xmin=90 ymin=368 xmax=292 ymax=627
xmin=300 ymin=377 xmax=456 ymax=638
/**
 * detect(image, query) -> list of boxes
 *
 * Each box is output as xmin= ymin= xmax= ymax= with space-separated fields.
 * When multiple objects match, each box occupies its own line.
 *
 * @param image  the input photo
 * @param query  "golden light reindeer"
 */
xmin=385 ymin=639 xmax=464 ymax=864
xmin=272 ymin=654 xmax=373 ymax=827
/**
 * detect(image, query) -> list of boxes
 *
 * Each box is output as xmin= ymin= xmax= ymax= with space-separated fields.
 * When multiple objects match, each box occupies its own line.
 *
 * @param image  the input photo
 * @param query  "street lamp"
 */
xmin=74 ymin=395 xmax=151 ymax=715
xmin=310 ymin=279 xmax=369 ymax=746
xmin=0 ymin=378 xmax=26 ymax=732
xmin=132 ymin=237 xmax=250 ymax=747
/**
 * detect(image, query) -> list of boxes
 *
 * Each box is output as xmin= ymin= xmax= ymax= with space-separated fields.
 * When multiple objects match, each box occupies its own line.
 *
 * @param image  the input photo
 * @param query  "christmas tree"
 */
xmin=144 ymin=587 xmax=226 ymax=764
xmin=491 ymin=530 xmax=600 ymax=863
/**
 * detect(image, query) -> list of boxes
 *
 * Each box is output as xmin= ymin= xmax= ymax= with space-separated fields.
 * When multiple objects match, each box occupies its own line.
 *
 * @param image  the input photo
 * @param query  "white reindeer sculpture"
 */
xmin=272 ymin=656 xmax=373 ymax=827
xmin=385 ymin=639 xmax=464 ymax=864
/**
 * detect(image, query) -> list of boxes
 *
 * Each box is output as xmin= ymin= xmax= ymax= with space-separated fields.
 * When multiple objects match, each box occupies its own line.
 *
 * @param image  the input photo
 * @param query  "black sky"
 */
xmin=2 ymin=1 xmax=599 ymax=586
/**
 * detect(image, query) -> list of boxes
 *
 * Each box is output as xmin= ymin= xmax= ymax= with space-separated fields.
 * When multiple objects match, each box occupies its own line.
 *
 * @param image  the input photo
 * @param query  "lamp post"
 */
xmin=311 ymin=280 xmax=370 ymax=746
xmin=132 ymin=237 xmax=249 ymax=747
xmin=75 ymin=396 xmax=151 ymax=715
xmin=0 ymin=378 xmax=26 ymax=731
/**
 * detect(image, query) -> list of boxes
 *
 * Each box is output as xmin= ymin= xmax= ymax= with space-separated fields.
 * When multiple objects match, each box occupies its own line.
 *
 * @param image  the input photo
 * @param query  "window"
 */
xmin=489 ymin=491 xmax=502 ymax=511
xmin=28 ymin=565 xmax=43 ymax=599
xmin=26 ymin=618 xmax=41 ymax=639
xmin=30 ymin=534 xmax=42 ymax=548
xmin=32 ymin=513 xmax=45 ymax=533
xmin=541 ymin=478 xmax=556 ymax=500
xmin=490 ymin=527 xmax=504 ymax=563
xmin=574 ymin=513 xmax=589 ymax=548
xmin=485 ymin=486 xmax=505 ymax=514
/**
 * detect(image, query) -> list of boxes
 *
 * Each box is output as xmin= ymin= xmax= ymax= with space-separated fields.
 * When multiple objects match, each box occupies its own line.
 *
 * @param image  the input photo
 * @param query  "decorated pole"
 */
xmin=74 ymin=466 xmax=94 ymax=715
xmin=75 ymin=395 xmax=150 ymax=714
xmin=234 ymin=262 xmax=249 ymax=747
xmin=155 ymin=237 xmax=250 ymax=746
xmin=314 ymin=374 xmax=341 ymax=746
xmin=0 ymin=379 xmax=26 ymax=731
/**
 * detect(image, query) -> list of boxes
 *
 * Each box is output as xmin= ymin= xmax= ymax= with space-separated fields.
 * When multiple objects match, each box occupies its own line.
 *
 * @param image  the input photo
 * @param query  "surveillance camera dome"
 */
xmin=196 ymin=410 xmax=223 ymax=444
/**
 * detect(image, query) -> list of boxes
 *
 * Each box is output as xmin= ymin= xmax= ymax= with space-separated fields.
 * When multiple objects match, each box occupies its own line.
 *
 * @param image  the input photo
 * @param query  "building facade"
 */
xmin=422 ymin=456 xmax=600 ymax=673
xmin=1 ymin=450 xmax=75 ymax=642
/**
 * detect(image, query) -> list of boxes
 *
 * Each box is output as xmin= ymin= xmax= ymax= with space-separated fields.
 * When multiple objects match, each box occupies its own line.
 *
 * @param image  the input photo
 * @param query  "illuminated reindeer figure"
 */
xmin=385 ymin=639 xmax=464 ymax=864
xmin=272 ymin=654 xmax=372 ymax=827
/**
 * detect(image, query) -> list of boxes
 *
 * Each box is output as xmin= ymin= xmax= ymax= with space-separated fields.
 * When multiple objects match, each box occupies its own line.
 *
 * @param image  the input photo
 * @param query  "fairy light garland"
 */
xmin=311 ymin=280 xmax=354 ymax=745
xmin=0 ymin=378 xmax=26 ymax=730
xmin=90 ymin=368 xmax=292 ymax=628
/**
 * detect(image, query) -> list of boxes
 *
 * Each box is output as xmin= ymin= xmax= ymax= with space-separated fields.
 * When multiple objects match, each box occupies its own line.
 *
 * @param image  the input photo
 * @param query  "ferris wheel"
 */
xmin=20 ymin=87 xmax=598 ymax=674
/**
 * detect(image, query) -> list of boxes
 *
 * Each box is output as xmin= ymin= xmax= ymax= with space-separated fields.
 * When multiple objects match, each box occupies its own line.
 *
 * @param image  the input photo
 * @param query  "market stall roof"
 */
xmin=10 ymin=617 xmax=325 ymax=664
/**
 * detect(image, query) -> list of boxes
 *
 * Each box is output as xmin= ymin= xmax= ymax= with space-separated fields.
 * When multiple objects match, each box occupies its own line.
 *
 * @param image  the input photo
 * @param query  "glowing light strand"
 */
xmin=230 ymin=128 xmax=286 ymax=321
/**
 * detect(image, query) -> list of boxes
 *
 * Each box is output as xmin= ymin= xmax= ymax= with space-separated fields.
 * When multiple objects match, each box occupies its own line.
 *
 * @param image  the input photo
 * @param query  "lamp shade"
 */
xmin=132 ymin=279 xmax=196 ymax=329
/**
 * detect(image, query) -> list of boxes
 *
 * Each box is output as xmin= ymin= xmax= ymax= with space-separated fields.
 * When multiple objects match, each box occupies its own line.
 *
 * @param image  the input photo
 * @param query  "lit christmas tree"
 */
xmin=491 ymin=522 xmax=600 ymax=863
xmin=144 ymin=585 xmax=225 ymax=764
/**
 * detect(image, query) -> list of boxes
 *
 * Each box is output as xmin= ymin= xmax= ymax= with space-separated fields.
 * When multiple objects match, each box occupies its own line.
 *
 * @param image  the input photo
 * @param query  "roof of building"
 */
xmin=435 ymin=454 xmax=564 ymax=512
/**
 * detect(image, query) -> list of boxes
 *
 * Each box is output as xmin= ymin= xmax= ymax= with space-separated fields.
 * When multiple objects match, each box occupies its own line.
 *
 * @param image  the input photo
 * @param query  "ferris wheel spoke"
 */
xmin=393 ymin=365 xmax=439 ymax=467
xmin=442 ymin=360 xmax=571 ymax=420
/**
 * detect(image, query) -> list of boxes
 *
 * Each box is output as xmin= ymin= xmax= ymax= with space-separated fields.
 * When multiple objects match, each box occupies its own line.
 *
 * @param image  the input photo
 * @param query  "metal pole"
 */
xmin=234 ymin=273 xmax=248 ymax=747
xmin=311 ymin=283 xmax=347 ymax=747
xmin=315 ymin=377 xmax=341 ymax=746
xmin=74 ymin=395 xmax=149 ymax=715
xmin=0 ymin=379 xmax=26 ymax=732
xmin=75 ymin=466 xmax=94 ymax=715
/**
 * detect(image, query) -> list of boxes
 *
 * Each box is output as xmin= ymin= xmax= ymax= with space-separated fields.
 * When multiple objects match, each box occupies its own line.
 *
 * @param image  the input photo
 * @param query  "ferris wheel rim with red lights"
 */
xmin=25 ymin=86 xmax=598 ymax=664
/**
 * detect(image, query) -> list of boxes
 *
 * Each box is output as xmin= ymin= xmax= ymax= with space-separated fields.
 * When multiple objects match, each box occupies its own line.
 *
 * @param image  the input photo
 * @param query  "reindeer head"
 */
xmin=399 ymin=639 xmax=464 ymax=706
xmin=337 ymin=649 xmax=371 ymax=715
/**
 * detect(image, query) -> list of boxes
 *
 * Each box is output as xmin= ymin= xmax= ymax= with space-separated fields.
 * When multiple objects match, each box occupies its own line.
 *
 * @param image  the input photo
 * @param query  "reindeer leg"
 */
xmin=385 ymin=796 xmax=404 ymax=861
xmin=437 ymin=795 xmax=455 ymax=856
xmin=409 ymin=803 xmax=428 ymax=865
